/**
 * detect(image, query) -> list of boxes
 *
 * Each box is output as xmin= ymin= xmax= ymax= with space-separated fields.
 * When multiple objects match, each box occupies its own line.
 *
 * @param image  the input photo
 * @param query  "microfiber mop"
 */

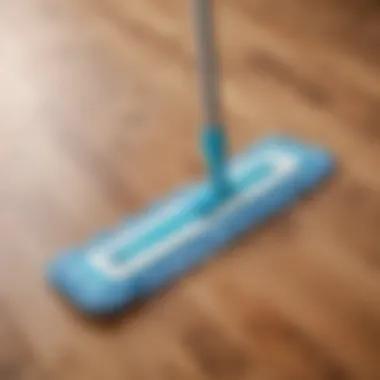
xmin=47 ymin=0 xmax=334 ymax=315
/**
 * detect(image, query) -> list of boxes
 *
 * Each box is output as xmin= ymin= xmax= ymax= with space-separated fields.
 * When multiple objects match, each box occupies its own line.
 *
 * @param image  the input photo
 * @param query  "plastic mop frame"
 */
xmin=47 ymin=0 xmax=334 ymax=315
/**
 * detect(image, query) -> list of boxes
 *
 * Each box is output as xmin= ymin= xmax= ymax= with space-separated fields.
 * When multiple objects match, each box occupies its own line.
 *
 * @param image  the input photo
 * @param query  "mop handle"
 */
xmin=192 ymin=0 xmax=230 ymax=199
xmin=192 ymin=0 xmax=222 ymax=126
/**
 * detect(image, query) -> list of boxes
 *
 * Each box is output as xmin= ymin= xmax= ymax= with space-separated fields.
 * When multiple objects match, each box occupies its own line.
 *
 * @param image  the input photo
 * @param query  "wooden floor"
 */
xmin=1 ymin=0 xmax=380 ymax=378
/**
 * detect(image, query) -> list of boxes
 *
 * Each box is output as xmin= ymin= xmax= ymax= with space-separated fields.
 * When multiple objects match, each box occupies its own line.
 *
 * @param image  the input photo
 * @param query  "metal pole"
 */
xmin=191 ymin=0 xmax=223 ymax=128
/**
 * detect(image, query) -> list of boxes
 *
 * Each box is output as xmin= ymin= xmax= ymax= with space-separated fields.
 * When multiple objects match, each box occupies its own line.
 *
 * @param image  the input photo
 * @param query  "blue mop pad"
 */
xmin=47 ymin=136 xmax=333 ymax=315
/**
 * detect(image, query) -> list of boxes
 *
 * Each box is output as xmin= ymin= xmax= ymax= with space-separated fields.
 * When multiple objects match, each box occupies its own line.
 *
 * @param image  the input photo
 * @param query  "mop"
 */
xmin=47 ymin=0 xmax=334 ymax=315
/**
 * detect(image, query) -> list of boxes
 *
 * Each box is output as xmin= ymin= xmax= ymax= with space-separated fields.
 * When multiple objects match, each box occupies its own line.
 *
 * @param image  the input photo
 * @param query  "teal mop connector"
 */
xmin=201 ymin=125 xmax=231 ymax=212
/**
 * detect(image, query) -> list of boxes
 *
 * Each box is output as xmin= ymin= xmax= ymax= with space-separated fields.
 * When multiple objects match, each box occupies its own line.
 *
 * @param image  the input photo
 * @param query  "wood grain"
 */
xmin=0 ymin=0 xmax=380 ymax=378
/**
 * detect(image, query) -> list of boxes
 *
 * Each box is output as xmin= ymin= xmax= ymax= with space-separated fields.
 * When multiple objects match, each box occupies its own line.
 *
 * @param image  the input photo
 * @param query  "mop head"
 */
xmin=47 ymin=136 xmax=334 ymax=315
